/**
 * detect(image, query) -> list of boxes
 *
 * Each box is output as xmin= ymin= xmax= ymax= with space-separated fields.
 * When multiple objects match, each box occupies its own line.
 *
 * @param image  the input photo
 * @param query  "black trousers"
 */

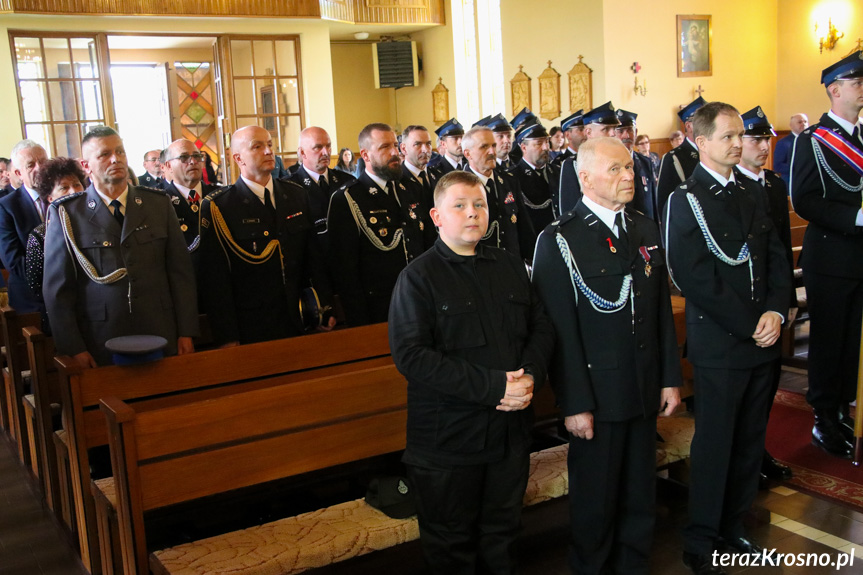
xmin=803 ymin=270 xmax=863 ymax=411
xmin=406 ymin=448 xmax=530 ymax=575
xmin=567 ymin=415 xmax=657 ymax=575
xmin=683 ymin=362 xmax=773 ymax=555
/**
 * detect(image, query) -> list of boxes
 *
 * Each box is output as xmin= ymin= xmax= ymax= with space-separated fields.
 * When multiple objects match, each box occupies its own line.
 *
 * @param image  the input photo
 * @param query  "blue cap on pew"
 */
xmin=105 ymin=335 xmax=168 ymax=366
xmin=821 ymin=50 xmax=863 ymax=85
xmin=741 ymin=106 xmax=776 ymax=137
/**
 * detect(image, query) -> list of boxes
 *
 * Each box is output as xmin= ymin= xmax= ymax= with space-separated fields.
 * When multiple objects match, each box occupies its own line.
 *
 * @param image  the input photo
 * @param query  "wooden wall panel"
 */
xmin=319 ymin=0 xmax=354 ymax=22
xmin=4 ymin=0 xmax=321 ymax=17
xmin=350 ymin=0 xmax=443 ymax=25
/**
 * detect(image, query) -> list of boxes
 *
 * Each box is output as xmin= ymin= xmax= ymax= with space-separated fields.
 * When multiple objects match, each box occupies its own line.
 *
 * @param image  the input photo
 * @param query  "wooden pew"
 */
xmin=100 ymin=362 xmax=407 ymax=575
xmin=57 ymin=323 xmax=392 ymax=575
xmin=1 ymin=306 xmax=41 ymax=468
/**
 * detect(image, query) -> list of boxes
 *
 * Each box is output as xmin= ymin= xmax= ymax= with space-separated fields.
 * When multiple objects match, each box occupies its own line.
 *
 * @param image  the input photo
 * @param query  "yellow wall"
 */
xmin=330 ymin=42 xmax=395 ymax=151
xmin=0 ymin=15 xmax=336 ymax=155
xmin=776 ymin=0 xmax=862 ymax=129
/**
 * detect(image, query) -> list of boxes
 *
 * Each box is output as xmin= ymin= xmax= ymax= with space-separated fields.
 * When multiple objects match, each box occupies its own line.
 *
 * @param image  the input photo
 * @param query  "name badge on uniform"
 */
xmin=242 ymin=218 xmax=260 ymax=224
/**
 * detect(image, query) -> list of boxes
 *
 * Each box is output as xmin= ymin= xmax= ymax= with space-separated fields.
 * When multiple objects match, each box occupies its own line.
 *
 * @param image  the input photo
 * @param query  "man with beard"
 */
xmin=508 ymin=121 xmax=559 ymax=232
xmin=162 ymin=139 xmax=218 ymax=252
xmin=559 ymin=102 xmax=621 ymax=214
xmin=431 ymin=118 xmax=465 ymax=177
xmin=657 ymin=96 xmax=706 ymax=216
xmin=615 ymin=109 xmax=660 ymax=221
xmin=463 ymin=126 xmax=536 ymax=262
xmin=736 ymin=106 xmax=795 ymax=484
xmin=551 ymin=110 xmax=585 ymax=167
xmin=327 ymin=123 xmax=432 ymax=326
xmin=199 ymin=125 xmax=334 ymax=346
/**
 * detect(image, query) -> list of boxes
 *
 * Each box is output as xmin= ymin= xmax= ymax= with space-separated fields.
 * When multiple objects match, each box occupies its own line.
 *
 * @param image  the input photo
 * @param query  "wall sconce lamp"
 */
xmin=817 ymin=18 xmax=844 ymax=53
xmin=631 ymin=62 xmax=647 ymax=96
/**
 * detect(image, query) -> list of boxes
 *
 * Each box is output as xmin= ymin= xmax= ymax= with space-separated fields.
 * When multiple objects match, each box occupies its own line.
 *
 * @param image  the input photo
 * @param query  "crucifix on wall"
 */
xmin=694 ymin=84 xmax=705 ymax=98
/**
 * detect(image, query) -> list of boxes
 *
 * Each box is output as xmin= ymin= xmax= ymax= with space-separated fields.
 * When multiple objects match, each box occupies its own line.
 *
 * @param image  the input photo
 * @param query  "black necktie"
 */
xmin=110 ymin=199 xmax=124 ymax=226
xmin=614 ymin=212 xmax=628 ymax=252
xmin=264 ymin=188 xmax=276 ymax=213
xmin=419 ymin=170 xmax=430 ymax=192
xmin=318 ymin=175 xmax=330 ymax=196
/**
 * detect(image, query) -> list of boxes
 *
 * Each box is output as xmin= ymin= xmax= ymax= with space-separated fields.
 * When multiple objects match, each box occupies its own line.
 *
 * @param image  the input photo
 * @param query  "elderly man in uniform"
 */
xmin=773 ymin=113 xmax=808 ymax=183
xmin=664 ymin=102 xmax=791 ymax=575
xmin=198 ymin=125 xmax=334 ymax=346
xmin=327 ymin=123 xmax=433 ymax=326
xmin=139 ymin=149 xmax=162 ymax=188
xmin=0 ymin=139 xmax=48 ymax=312
xmin=657 ymin=97 xmax=706 ymax=216
xmin=509 ymin=121 xmax=559 ymax=233
xmin=43 ymin=126 xmax=198 ymax=367
xmin=552 ymin=110 xmax=585 ymax=168
xmin=791 ymin=51 xmax=863 ymax=459
xmin=736 ymin=106 xmax=795 ymax=484
xmin=162 ymin=139 xmax=217 ymax=252
xmin=533 ymin=136 xmax=681 ymax=575
xmin=288 ymin=126 xmax=355 ymax=237
xmin=389 ymin=170 xmax=554 ymax=575
xmin=615 ymin=109 xmax=660 ymax=222
xmin=400 ymin=124 xmax=438 ymax=211
xmin=463 ymin=125 xmax=536 ymax=262
xmin=559 ymin=102 xmax=621 ymax=214
xmin=431 ymin=118 xmax=465 ymax=177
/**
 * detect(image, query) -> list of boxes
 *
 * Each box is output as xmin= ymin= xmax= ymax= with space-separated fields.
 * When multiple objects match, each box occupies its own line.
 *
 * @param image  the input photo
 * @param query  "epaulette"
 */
xmin=549 ymin=210 xmax=579 ymax=229
xmin=203 ymin=186 xmax=228 ymax=202
xmin=340 ymin=178 xmax=364 ymax=193
xmin=137 ymin=185 xmax=167 ymax=194
xmin=52 ymin=191 xmax=84 ymax=206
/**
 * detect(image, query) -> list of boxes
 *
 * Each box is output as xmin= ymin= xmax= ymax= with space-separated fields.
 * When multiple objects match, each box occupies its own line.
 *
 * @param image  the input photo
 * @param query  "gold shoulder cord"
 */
xmin=344 ymin=190 xmax=409 ymax=262
xmin=209 ymin=201 xmax=286 ymax=283
xmin=58 ymin=206 xmax=128 ymax=285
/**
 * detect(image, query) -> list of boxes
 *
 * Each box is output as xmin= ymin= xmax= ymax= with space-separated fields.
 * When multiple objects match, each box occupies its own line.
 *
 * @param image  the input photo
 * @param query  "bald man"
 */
xmin=773 ymin=113 xmax=808 ymax=182
xmin=288 ymin=126 xmax=355 ymax=237
xmin=199 ymin=126 xmax=334 ymax=346
xmin=139 ymin=149 xmax=162 ymax=188
xmin=162 ymin=139 xmax=217 ymax=251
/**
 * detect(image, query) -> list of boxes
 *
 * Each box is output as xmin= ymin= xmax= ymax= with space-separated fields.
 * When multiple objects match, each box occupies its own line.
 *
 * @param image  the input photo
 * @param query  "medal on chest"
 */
xmin=639 ymin=246 xmax=652 ymax=277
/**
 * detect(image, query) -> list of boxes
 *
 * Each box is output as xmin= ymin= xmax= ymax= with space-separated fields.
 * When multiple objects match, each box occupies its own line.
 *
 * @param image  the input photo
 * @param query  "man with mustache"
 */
xmin=664 ymin=102 xmax=791 ymax=574
xmin=327 ymin=123 xmax=433 ymax=326
xmin=508 ymin=121 xmax=559 ymax=233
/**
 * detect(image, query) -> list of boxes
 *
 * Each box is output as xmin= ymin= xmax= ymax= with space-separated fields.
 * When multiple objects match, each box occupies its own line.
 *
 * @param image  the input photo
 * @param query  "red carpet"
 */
xmin=766 ymin=390 xmax=863 ymax=510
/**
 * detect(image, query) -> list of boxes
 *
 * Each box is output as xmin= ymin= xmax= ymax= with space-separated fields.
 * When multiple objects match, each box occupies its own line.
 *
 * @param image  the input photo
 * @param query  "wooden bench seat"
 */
xmin=1 ymin=306 xmax=41 ymax=468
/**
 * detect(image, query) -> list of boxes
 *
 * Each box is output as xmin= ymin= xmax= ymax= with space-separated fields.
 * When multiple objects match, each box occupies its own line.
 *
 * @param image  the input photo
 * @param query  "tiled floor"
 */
xmin=4 ymin=364 xmax=863 ymax=574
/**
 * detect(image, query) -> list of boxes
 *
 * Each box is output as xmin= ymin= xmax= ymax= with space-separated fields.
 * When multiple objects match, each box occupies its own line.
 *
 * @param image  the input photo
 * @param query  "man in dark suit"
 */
xmin=533 ymin=137 xmax=681 ymax=575
xmin=736 ymin=106 xmax=796 ymax=485
xmin=657 ymin=96 xmax=706 ymax=217
xmin=288 ymin=126 xmax=355 ymax=237
xmin=162 ymin=139 xmax=217 ymax=252
xmin=399 ymin=124 xmax=439 ymax=220
xmin=559 ymin=102 xmax=621 ymax=214
xmin=198 ymin=126 xmax=334 ymax=346
xmin=463 ymin=125 xmax=537 ymax=262
xmin=665 ymin=102 xmax=791 ymax=575
xmin=615 ymin=109 xmax=660 ymax=222
xmin=326 ymin=123 xmax=433 ymax=326
xmin=791 ymin=51 xmax=863 ymax=459
xmin=389 ymin=170 xmax=554 ymax=575
xmin=0 ymin=140 xmax=48 ymax=312
xmin=508 ymin=122 xmax=559 ymax=233
xmin=430 ymin=118 xmax=465 ymax=178
xmin=0 ymin=157 xmax=14 ymax=197
xmin=138 ymin=149 xmax=162 ymax=188
xmin=43 ymin=127 xmax=199 ymax=367
xmin=772 ymin=113 xmax=808 ymax=183
xmin=551 ymin=110 xmax=585 ymax=168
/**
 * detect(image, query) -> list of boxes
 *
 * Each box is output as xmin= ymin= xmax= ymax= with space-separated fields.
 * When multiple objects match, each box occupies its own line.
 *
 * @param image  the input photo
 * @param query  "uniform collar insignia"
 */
xmin=304 ymin=178 xmax=311 ymax=186
xmin=171 ymin=196 xmax=180 ymax=204
xmin=369 ymin=187 xmax=378 ymax=195
xmin=399 ymin=183 xmax=405 ymax=190
xmin=497 ymin=175 xmax=503 ymax=184
xmin=691 ymin=152 xmax=698 ymax=159
xmin=135 ymin=196 xmax=142 ymax=205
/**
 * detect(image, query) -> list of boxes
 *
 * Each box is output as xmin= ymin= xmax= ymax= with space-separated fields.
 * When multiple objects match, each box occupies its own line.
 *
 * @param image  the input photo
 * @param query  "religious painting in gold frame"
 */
xmin=432 ymin=78 xmax=449 ymax=124
xmin=677 ymin=15 xmax=712 ymax=77
xmin=510 ymin=66 xmax=531 ymax=118
xmin=568 ymin=56 xmax=592 ymax=114
xmin=538 ymin=61 xmax=561 ymax=121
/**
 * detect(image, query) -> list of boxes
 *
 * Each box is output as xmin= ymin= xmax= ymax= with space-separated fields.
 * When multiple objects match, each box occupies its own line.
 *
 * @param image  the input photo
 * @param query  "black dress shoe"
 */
xmin=813 ymin=409 xmax=853 ymax=459
xmin=683 ymin=552 xmax=727 ymax=575
xmin=758 ymin=472 xmax=770 ymax=490
xmin=762 ymin=452 xmax=793 ymax=480
xmin=839 ymin=404 xmax=855 ymax=443
xmin=721 ymin=536 xmax=764 ymax=555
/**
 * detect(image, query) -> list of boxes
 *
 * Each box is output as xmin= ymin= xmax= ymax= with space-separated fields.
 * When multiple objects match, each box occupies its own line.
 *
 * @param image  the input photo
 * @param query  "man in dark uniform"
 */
xmin=657 ymin=96 xmax=706 ymax=216
xmin=486 ymin=114 xmax=515 ymax=170
xmin=162 ymin=139 xmax=217 ymax=252
xmin=389 ymin=170 xmax=554 ymax=575
xmin=463 ymin=125 xmax=536 ymax=262
xmin=198 ymin=125 xmax=334 ymax=347
xmin=508 ymin=107 xmax=538 ymax=166
xmin=790 ymin=51 xmax=863 ymax=459
xmin=43 ymin=127 xmax=199 ymax=368
xmin=533 ymin=137 xmax=681 ymax=575
xmin=559 ymin=102 xmax=620 ymax=214
xmin=288 ymin=126 xmax=355 ymax=237
xmin=551 ymin=109 xmax=585 ymax=167
xmin=736 ymin=106 xmax=795 ymax=484
xmin=138 ymin=149 xmax=162 ymax=188
xmin=431 ymin=118 xmax=465 ymax=178
xmin=615 ymin=109 xmax=660 ymax=221
xmin=664 ymin=102 xmax=791 ymax=575
xmin=400 ymin=124 xmax=439 ymax=214
xmin=508 ymin=121 xmax=559 ymax=233
xmin=327 ymin=123 xmax=433 ymax=326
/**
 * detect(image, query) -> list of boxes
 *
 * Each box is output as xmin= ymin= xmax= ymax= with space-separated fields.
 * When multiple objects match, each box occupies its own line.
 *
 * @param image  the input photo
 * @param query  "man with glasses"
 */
xmin=162 ymin=139 xmax=217 ymax=252
xmin=139 ymin=149 xmax=163 ymax=188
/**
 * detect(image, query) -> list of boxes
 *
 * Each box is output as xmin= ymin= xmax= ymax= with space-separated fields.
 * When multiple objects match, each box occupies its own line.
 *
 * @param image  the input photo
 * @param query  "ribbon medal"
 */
xmin=504 ymin=191 xmax=515 ymax=204
xmin=639 ymin=246 xmax=652 ymax=277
